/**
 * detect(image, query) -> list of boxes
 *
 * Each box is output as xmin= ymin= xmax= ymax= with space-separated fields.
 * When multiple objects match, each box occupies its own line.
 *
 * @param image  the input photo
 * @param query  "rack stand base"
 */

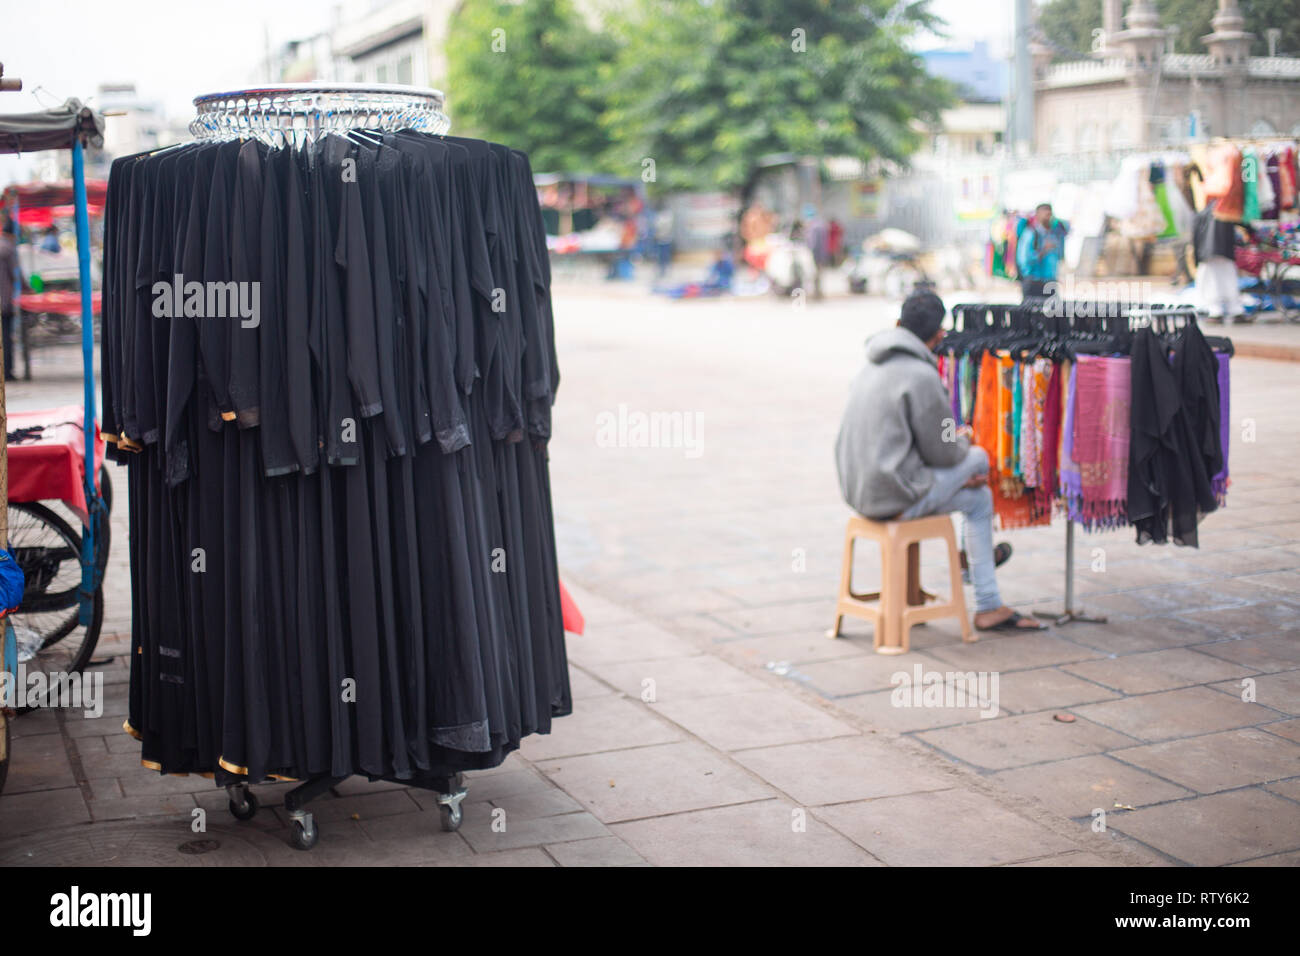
xmin=225 ymin=772 xmax=468 ymax=851
xmin=1031 ymin=520 xmax=1109 ymax=628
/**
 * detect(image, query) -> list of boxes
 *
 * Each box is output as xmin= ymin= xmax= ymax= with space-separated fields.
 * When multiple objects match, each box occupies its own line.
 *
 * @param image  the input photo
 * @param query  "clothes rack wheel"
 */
xmin=226 ymin=783 xmax=259 ymax=821
xmin=433 ymin=772 xmax=469 ymax=831
xmin=288 ymin=812 xmax=318 ymax=851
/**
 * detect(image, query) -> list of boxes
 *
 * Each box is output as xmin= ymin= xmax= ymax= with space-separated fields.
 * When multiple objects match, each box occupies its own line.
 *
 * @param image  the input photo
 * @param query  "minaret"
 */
xmin=1101 ymin=0 xmax=1123 ymax=52
xmin=1112 ymin=0 xmax=1167 ymax=69
xmin=1202 ymin=0 xmax=1253 ymax=71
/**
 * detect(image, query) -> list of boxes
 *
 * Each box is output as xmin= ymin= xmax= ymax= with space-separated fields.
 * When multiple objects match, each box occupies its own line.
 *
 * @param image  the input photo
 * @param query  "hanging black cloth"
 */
xmin=105 ymin=129 xmax=571 ymax=784
xmin=1127 ymin=323 xmax=1222 ymax=546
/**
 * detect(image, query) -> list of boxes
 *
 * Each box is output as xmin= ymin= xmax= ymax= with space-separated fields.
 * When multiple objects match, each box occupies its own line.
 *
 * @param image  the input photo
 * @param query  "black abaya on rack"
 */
xmin=103 ymin=130 xmax=571 ymax=785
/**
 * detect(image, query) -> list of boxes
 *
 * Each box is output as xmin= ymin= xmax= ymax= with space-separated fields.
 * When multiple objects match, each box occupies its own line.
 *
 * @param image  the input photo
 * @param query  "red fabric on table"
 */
xmin=7 ymin=406 xmax=104 ymax=524
xmin=17 ymin=291 xmax=103 ymax=316
xmin=559 ymin=579 xmax=584 ymax=635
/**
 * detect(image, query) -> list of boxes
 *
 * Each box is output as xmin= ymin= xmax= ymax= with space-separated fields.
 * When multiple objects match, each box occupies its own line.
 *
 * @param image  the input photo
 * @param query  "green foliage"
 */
xmin=446 ymin=0 xmax=617 ymax=173
xmin=1040 ymin=0 xmax=1300 ymax=58
xmin=599 ymin=0 xmax=953 ymax=192
xmin=447 ymin=0 xmax=953 ymax=192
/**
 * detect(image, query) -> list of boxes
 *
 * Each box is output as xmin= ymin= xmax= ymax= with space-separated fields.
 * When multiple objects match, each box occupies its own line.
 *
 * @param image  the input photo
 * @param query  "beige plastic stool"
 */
xmin=827 ymin=513 xmax=975 ymax=654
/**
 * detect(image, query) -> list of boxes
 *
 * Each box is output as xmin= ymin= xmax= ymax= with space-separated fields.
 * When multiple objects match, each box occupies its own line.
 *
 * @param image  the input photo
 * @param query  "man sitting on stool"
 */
xmin=834 ymin=291 xmax=1046 ymax=632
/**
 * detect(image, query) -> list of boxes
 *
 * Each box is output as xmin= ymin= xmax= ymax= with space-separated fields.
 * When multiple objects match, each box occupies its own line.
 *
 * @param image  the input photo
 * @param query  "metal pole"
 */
xmin=1063 ymin=519 xmax=1075 ymax=612
xmin=72 ymin=137 xmax=97 ymax=624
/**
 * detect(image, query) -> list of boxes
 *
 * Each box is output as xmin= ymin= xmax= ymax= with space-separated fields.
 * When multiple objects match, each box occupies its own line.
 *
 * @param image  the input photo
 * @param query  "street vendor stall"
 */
xmin=3 ymin=179 xmax=106 ymax=377
xmin=0 ymin=98 xmax=107 ymax=792
xmin=535 ymin=172 xmax=645 ymax=278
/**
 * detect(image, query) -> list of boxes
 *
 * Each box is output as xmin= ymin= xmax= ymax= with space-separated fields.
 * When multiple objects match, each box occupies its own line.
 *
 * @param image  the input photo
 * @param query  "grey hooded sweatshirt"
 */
xmin=835 ymin=326 xmax=971 ymax=519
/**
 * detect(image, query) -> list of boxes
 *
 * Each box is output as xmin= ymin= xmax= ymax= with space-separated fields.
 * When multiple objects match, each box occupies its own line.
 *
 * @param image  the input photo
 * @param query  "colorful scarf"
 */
xmin=960 ymin=354 xmax=976 ymax=424
xmin=1040 ymin=360 xmax=1063 ymax=500
xmin=997 ymin=353 xmax=1023 ymax=497
xmin=973 ymin=351 xmax=1044 ymax=529
xmin=1070 ymin=355 xmax=1131 ymax=529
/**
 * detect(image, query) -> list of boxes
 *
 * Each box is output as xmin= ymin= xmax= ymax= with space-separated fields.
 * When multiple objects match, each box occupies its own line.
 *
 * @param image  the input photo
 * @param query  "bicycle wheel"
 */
xmin=6 ymin=502 xmax=104 ymax=687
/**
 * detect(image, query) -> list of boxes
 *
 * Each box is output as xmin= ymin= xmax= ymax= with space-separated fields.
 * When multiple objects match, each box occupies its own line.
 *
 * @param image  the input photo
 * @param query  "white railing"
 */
xmin=1040 ymin=58 xmax=1131 ymax=87
xmin=1249 ymin=56 xmax=1300 ymax=77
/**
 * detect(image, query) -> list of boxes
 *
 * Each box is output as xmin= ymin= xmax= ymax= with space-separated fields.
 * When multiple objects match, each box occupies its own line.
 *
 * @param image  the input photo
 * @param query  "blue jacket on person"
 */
xmin=1016 ymin=218 xmax=1068 ymax=281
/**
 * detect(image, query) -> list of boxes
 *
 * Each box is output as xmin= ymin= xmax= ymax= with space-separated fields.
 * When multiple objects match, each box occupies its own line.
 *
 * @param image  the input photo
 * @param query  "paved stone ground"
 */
xmin=2 ymin=288 xmax=1298 ymax=866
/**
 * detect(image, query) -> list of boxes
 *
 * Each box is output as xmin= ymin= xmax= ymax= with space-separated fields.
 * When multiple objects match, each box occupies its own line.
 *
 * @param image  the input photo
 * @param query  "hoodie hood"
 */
xmin=866 ymin=326 xmax=938 ymax=367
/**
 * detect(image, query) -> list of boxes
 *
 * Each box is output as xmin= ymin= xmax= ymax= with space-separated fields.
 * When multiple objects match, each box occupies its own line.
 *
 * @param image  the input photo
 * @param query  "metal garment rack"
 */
xmin=189 ymin=83 xmax=450 ymax=147
xmin=186 ymin=84 xmax=466 ymax=849
xmin=948 ymin=300 xmax=1209 ymax=628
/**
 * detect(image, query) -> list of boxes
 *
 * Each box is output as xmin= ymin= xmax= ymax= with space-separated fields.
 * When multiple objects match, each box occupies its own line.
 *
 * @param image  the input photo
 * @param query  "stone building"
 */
xmin=1033 ymin=0 xmax=1300 ymax=155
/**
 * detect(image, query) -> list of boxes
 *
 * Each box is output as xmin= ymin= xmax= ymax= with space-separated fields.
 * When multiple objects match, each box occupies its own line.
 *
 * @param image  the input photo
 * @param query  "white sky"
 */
xmin=0 ymin=0 xmax=1014 ymax=182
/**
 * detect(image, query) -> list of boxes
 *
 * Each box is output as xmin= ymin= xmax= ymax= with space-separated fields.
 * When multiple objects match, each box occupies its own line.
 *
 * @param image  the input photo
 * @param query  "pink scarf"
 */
xmin=1071 ymin=355 xmax=1131 ymax=527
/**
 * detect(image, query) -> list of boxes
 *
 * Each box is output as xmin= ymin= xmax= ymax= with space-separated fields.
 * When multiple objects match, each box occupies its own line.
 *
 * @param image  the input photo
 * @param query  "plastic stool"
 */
xmin=827 ymin=513 xmax=974 ymax=654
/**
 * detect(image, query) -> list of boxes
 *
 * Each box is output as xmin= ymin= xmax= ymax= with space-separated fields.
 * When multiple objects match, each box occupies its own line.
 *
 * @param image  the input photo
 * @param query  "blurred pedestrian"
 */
xmin=1016 ymin=203 xmax=1068 ymax=300
xmin=1192 ymin=197 xmax=1249 ymax=324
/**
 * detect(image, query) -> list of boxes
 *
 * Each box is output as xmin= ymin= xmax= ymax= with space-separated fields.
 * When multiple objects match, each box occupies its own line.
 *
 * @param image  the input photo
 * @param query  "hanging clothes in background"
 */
xmin=1241 ymin=147 xmax=1261 ymax=223
xmin=1127 ymin=321 xmax=1224 ymax=547
xmin=1204 ymin=142 xmax=1245 ymax=222
xmin=944 ymin=303 xmax=1232 ymax=544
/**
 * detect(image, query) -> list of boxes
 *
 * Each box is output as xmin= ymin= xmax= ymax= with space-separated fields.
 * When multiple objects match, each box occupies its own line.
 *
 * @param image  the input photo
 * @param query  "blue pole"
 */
xmin=72 ymin=138 xmax=97 ymax=622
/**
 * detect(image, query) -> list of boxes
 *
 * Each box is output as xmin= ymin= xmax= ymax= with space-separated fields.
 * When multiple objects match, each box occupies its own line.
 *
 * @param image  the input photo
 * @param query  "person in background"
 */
xmin=1016 ymin=202 xmax=1068 ymax=300
xmin=835 ymin=291 xmax=1044 ymax=632
xmin=1192 ymin=197 xmax=1249 ymax=325
xmin=652 ymin=202 xmax=675 ymax=278
xmin=39 ymin=224 xmax=61 ymax=254
xmin=1 ymin=218 xmax=27 ymax=381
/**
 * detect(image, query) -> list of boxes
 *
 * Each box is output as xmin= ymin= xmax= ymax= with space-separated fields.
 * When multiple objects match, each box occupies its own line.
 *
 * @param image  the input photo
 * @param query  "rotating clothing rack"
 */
xmin=946 ymin=300 xmax=1228 ymax=627
xmin=108 ymin=84 xmax=570 ymax=850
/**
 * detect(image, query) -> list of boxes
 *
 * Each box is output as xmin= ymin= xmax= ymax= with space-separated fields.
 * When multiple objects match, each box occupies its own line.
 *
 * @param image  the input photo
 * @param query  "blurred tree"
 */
xmin=446 ymin=0 xmax=616 ymax=173
xmin=598 ymin=0 xmax=952 ymax=192
xmin=1040 ymin=0 xmax=1300 ymax=58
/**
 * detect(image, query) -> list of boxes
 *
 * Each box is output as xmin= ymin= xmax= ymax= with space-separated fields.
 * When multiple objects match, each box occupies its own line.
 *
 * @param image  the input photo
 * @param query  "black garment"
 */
xmin=1127 ymin=324 xmax=1222 ymax=547
xmin=107 ymin=130 xmax=571 ymax=784
xmin=1192 ymin=199 xmax=1242 ymax=265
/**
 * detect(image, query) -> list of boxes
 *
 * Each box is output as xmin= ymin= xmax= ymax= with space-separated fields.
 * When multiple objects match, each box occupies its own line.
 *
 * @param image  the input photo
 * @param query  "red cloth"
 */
xmin=559 ymin=579 xmax=584 ymax=635
xmin=1040 ymin=361 xmax=1062 ymax=497
xmin=17 ymin=290 xmax=102 ymax=316
xmin=7 ymin=406 xmax=104 ymax=524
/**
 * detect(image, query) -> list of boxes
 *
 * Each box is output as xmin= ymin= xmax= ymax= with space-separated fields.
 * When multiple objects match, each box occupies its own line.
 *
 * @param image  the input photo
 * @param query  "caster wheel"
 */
xmin=228 ymin=790 xmax=259 ymax=821
xmin=439 ymin=802 xmax=463 ymax=832
xmin=289 ymin=817 xmax=318 ymax=851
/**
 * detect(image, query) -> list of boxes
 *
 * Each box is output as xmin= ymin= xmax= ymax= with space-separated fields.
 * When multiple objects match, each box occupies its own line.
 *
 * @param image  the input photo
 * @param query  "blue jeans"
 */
xmin=901 ymin=445 xmax=1003 ymax=614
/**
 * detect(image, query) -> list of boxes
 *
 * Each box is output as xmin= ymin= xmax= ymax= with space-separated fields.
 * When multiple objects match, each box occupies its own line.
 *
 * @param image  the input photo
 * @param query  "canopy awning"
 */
xmin=0 ymin=99 xmax=104 ymax=155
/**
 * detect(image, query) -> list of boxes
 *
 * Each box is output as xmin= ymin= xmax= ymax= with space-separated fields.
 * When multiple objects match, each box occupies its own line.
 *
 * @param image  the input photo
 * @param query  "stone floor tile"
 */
xmin=922 ymin=633 xmax=1104 ymax=671
xmin=732 ymin=735 xmax=957 ymax=806
xmin=1211 ymin=668 xmax=1300 ymax=716
xmin=612 ymin=799 xmax=880 ymax=866
xmin=990 ymin=667 xmax=1122 ymax=714
xmin=537 ymin=741 xmax=774 ymax=823
xmin=654 ymin=689 xmax=857 ymax=752
xmin=1110 ymin=790 xmax=1300 ymax=866
xmin=1073 ymin=686 xmax=1274 ymax=743
xmin=814 ymin=789 xmax=1076 ymax=866
xmin=1113 ymin=728 xmax=1300 ymax=793
xmin=990 ymin=754 xmax=1193 ymax=819
xmin=1063 ymin=647 xmax=1258 ymax=695
xmin=918 ymin=712 xmax=1139 ymax=772
xmin=545 ymin=835 xmax=648 ymax=867
xmin=518 ymin=695 xmax=682 ymax=761
xmin=592 ymin=654 xmax=768 ymax=702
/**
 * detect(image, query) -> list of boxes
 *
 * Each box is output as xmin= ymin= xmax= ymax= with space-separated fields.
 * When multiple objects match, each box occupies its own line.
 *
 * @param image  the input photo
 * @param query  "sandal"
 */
xmin=975 ymin=610 xmax=1047 ymax=632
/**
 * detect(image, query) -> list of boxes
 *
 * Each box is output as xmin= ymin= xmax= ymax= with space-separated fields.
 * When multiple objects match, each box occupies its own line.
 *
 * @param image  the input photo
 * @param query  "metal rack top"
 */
xmin=190 ymin=83 xmax=450 ymax=144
